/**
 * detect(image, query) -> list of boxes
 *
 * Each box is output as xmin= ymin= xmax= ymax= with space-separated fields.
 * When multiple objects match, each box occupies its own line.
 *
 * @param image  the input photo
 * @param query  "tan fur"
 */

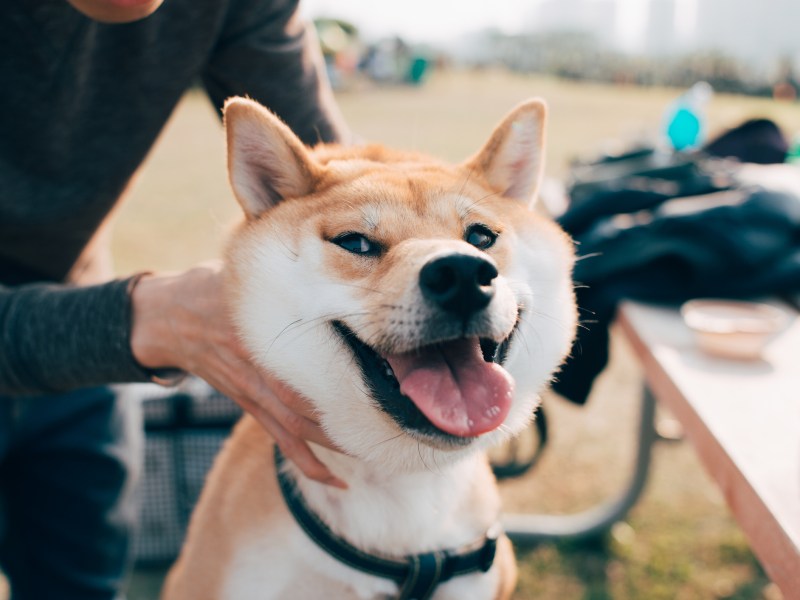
xmin=163 ymin=97 xmax=576 ymax=600
xmin=161 ymin=417 xmax=282 ymax=599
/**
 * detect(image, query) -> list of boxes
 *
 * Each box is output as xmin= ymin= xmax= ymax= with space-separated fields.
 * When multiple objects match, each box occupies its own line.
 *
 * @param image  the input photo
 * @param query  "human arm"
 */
xmin=0 ymin=0 xmax=346 ymax=485
xmin=0 ymin=270 xmax=345 ymax=486
xmin=0 ymin=277 xmax=158 ymax=396
xmin=202 ymin=0 xmax=350 ymax=145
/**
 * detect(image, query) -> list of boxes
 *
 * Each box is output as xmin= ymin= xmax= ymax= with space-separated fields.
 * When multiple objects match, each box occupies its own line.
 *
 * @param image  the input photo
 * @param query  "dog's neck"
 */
xmin=286 ymin=445 xmax=501 ymax=557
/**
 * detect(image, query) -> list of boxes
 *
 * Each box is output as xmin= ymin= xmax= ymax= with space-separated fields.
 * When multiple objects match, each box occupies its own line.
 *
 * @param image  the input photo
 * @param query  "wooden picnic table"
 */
xmin=616 ymin=300 xmax=800 ymax=598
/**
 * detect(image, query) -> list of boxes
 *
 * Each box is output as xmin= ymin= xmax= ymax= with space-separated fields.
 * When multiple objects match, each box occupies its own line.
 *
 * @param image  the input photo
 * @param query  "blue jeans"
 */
xmin=0 ymin=386 xmax=142 ymax=600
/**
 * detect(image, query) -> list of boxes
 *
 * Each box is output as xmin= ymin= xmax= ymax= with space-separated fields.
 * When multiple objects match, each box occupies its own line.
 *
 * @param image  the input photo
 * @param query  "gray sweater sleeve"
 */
xmin=0 ymin=278 xmax=157 ymax=396
xmin=202 ymin=0 xmax=348 ymax=145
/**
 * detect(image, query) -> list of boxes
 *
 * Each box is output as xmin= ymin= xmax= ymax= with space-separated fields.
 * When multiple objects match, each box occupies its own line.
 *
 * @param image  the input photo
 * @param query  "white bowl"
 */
xmin=680 ymin=299 xmax=788 ymax=360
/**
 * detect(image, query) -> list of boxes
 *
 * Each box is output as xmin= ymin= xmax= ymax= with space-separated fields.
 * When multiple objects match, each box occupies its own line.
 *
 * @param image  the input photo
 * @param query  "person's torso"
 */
xmin=0 ymin=0 xmax=223 ymax=284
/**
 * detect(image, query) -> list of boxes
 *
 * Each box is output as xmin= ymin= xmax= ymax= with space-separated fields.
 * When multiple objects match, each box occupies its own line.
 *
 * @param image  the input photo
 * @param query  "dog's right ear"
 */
xmin=465 ymin=99 xmax=547 ymax=206
xmin=224 ymin=97 xmax=322 ymax=218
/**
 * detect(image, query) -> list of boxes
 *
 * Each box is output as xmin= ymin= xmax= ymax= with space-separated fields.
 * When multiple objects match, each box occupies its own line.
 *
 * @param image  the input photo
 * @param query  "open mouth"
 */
xmin=332 ymin=318 xmax=518 ymax=444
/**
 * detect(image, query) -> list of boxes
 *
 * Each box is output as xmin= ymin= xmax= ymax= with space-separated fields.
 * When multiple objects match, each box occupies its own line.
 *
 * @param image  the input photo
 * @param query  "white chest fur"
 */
xmin=222 ymin=451 xmax=502 ymax=600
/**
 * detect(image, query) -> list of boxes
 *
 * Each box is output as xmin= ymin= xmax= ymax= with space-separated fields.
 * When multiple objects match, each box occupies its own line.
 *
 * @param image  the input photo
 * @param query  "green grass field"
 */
xmin=119 ymin=70 xmax=797 ymax=599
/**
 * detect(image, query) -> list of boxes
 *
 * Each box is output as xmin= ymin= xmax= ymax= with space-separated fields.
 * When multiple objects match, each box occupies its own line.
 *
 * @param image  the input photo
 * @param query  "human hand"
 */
xmin=130 ymin=262 xmax=346 ymax=488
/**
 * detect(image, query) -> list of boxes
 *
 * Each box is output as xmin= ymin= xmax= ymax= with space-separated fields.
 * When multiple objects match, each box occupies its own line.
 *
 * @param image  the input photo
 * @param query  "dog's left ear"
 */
xmin=224 ymin=97 xmax=322 ymax=218
xmin=465 ymin=99 xmax=546 ymax=206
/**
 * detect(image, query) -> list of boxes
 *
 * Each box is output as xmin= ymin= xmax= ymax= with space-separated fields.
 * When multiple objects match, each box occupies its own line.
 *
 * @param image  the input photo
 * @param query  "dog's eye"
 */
xmin=465 ymin=224 xmax=497 ymax=250
xmin=332 ymin=233 xmax=381 ymax=256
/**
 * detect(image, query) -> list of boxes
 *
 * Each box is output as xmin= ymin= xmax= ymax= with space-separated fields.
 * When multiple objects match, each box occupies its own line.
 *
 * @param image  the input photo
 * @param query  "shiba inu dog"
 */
xmin=162 ymin=97 xmax=577 ymax=600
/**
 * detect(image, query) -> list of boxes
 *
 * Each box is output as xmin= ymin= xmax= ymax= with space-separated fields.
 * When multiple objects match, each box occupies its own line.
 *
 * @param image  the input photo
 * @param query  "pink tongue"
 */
xmin=385 ymin=339 xmax=514 ymax=437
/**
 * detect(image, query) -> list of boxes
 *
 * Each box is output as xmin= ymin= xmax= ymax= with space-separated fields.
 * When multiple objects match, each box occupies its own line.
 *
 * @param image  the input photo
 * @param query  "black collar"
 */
xmin=274 ymin=447 xmax=500 ymax=600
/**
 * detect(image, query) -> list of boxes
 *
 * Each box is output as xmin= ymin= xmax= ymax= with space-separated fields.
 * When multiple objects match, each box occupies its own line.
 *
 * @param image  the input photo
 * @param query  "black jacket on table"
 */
xmin=552 ymin=149 xmax=800 ymax=405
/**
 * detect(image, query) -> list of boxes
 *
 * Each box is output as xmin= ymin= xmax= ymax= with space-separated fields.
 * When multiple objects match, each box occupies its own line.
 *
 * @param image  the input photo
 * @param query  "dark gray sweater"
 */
xmin=0 ymin=0 xmax=344 ymax=395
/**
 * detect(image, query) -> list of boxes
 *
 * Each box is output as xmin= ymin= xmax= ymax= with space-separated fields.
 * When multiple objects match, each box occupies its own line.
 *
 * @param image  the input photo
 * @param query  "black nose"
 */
xmin=420 ymin=254 xmax=498 ymax=318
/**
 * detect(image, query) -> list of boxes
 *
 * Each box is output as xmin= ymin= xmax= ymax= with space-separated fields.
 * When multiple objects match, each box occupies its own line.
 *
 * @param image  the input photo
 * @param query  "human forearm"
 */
xmin=0 ymin=277 xmax=153 ymax=396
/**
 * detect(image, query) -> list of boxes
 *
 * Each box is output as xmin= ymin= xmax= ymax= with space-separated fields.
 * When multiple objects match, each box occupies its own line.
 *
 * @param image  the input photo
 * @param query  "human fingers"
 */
xmin=246 ymin=379 xmax=333 ymax=448
xmin=235 ymin=393 xmax=347 ymax=489
xmin=255 ymin=368 xmax=328 ymax=429
xmin=132 ymin=267 xmax=346 ymax=487
xmin=198 ymin=349 xmax=346 ymax=485
xmin=217 ymin=344 xmax=337 ymax=449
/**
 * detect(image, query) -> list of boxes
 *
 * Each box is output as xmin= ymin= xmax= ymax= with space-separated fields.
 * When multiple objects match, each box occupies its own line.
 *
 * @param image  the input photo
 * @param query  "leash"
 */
xmin=274 ymin=447 xmax=500 ymax=600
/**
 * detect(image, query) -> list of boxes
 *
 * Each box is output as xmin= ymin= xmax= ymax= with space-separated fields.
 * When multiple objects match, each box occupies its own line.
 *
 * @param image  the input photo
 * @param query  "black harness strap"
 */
xmin=274 ymin=447 xmax=499 ymax=600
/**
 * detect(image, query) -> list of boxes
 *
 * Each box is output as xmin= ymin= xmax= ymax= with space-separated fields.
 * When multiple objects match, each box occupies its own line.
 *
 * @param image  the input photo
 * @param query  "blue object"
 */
xmin=667 ymin=106 xmax=702 ymax=151
xmin=664 ymin=82 xmax=713 ymax=151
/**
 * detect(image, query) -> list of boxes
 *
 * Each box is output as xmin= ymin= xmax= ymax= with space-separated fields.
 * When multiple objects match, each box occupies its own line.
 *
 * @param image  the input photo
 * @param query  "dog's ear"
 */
xmin=224 ymin=97 xmax=322 ymax=218
xmin=465 ymin=99 xmax=546 ymax=206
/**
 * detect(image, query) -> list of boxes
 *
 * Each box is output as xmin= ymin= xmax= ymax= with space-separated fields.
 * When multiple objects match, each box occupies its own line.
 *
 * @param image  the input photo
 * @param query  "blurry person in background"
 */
xmin=0 ymin=0 xmax=350 ymax=597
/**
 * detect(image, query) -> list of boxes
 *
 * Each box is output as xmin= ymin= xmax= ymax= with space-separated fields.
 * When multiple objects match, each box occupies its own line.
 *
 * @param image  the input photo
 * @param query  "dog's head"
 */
xmin=223 ymin=98 xmax=576 ymax=471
